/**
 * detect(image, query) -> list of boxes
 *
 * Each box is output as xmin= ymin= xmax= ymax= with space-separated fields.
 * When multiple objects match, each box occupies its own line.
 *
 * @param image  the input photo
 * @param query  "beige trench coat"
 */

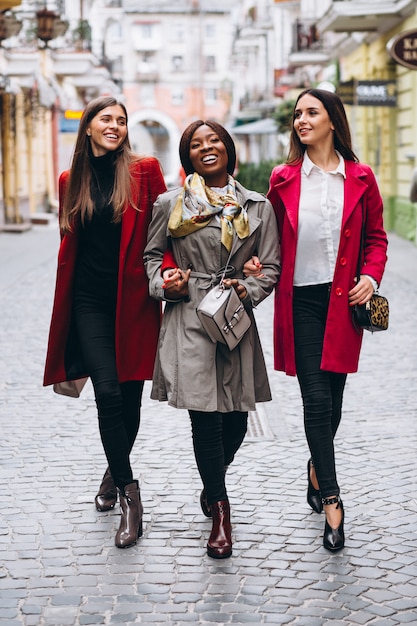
xmin=144 ymin=182 xmax=280 ymax=412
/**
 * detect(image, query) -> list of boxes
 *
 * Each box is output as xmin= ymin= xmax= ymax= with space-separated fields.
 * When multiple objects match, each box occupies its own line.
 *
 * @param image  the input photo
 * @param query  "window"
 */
xmin=108 ymin=20 xmax=122 ymax=39
xmin=205 ymin=23 xmax=216 ymax=39
xmin=172 ymin=22 xmax=185 ymax=42
xmin=172 ymin=89 xmax=184 ymax=105
xmin=172 ymin=55 xmax=184 ymax=72
xmin=205 ymin=87 xmax=218 ymax=104
xmin=204 ymin=56 xmax=216 ymax=72
xmin=140 ymin=23 xmax=153 ymax=39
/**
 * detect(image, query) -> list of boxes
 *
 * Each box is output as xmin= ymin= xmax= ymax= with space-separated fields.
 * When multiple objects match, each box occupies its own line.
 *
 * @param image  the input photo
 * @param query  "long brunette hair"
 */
xmin=287 ymin=88 xmax=358 ymax=164
xmin=60 ymin=96 xmax=138 ymax=233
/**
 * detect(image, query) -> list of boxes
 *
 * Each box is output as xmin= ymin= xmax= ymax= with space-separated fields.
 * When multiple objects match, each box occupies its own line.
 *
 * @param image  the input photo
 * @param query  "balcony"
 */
xmin=136 ymin=61 xmax=159 ymax=82
xmin=51 ymin=51 xmax=100 ymax=76
xmin=288 ymin=19 xmax=330 ymax=68
xmin=318 ymin=0 xmax=416 ymax=34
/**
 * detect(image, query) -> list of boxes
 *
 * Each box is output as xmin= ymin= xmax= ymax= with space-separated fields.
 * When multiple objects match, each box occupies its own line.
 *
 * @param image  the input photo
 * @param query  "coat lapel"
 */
xmin=270 ymin=164 xmax=301 ymax=234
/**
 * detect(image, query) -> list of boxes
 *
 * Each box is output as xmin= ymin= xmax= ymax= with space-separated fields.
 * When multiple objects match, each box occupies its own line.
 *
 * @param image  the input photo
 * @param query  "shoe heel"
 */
xmin=322 ymin=496 xmax=344 ymax=552
xmin=307 ymin=459 xmax=322 ymax=514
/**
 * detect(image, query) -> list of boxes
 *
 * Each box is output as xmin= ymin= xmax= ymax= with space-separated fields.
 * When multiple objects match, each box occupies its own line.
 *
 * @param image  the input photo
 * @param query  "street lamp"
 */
xmin=36 ymin=8 xmax=57 ymax=46
xmin=36 ymin=7 xmax=68 ymax=47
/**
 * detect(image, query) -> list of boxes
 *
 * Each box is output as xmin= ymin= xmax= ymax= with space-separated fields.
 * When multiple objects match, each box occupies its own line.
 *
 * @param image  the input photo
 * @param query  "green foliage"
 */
xmin=235 ymin=159 xmax=283 ymax=195
xmin=274 ymin=99 xmax=296 ymax=134
xmin=73 ymin=19 xmax=91 ymax=42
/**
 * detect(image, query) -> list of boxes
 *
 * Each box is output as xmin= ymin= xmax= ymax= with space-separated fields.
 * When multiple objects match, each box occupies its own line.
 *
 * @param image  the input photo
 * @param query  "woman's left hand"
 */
xmin=348 ymin=276 xmax=374 ymax=306
xmin=223 ymin=278 xmax=247 ymax=301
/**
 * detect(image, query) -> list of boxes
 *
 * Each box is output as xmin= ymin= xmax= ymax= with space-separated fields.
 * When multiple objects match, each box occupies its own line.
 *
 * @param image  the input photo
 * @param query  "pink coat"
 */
xmin=43 ymin=157 xmax=167 ymax=386
xmin=267 ymin=160 xmax=388 ymax=376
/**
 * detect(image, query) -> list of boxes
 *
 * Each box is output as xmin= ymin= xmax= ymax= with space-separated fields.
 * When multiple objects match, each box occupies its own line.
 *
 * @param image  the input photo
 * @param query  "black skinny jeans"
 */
xmin=73 ymin=290 xmax=144 ymax=491
xmin=293 ymin=284 xmax=347 ymax=499
xmin=189 ymin=410 xmax=248 ymax=505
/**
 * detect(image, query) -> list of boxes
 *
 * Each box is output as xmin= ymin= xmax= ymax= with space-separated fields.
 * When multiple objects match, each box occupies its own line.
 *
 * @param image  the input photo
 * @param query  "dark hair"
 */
xmin=287 ymin=88 xmax=358 ymax=164
xmin=60 ymin=96 xmax=137 ymax=233
xmin=179 ymin=120 xmax=236 ymax=176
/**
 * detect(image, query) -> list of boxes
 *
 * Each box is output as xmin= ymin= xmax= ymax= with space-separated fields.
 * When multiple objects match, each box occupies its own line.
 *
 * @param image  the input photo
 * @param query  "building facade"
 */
xmin=3 ymin=0 xmax=417 ymax=242
xmin=317 ymin=0 xmax=417 ymax=242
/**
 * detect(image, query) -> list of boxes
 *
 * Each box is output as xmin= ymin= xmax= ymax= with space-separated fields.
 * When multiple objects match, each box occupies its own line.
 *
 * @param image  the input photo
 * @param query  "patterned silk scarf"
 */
xmin=168 ymin=172 xmax=249 ymax=251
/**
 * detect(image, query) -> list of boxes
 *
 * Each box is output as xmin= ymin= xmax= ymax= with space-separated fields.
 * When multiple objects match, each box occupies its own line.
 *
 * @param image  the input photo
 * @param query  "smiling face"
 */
xmin=189 ymin=124 xmax=229 ymax=187
xmin=293 ymin=93 xmax=335 ymax=150
xmin=86 ymin=105 xmax=128 ymax=157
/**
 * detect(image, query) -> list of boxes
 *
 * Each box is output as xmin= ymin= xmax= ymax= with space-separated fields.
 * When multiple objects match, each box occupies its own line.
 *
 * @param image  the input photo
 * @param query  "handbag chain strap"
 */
xmin=218 ymin=234 xmax=237 ymax=289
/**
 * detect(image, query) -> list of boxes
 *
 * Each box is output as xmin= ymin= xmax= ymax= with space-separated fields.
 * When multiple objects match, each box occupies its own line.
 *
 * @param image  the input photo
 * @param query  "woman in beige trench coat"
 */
xmin=144 ymin=120 xmax=280 ymax=559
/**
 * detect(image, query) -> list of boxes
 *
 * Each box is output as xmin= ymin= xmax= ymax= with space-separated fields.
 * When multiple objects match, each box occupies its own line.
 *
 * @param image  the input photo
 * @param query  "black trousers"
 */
xmin=189 ymin=410 xmax=248 ymax=505
xmin=73 ymin=289 xmax=143 ymax=490
xmin=293 ymin=284 xmax=347 ymax=498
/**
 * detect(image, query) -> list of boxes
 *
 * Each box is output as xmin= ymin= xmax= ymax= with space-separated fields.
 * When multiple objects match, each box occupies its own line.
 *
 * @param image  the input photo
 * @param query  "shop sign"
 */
xmin=337 ymin=80 xmax=397 ymax=107
xmin=387 ymin=30 xmax=417 ymax=70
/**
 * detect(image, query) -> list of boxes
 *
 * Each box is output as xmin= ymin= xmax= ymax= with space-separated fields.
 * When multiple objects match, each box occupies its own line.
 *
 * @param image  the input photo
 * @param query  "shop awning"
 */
xmin=0 ymin=1 xmax=21 ymax=8
xmin=231 ymin=118 xmax=277 ymax=136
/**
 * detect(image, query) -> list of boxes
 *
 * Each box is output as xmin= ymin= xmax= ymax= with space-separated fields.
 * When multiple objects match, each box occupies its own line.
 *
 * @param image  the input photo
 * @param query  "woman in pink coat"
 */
xmin=246 ymin=89 xmax=387 ymax=551
xmin=43 ymin=96 xmax=166 ymax=548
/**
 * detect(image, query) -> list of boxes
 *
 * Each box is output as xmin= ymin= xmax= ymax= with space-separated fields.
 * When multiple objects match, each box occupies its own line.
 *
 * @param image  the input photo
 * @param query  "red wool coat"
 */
xmin=43 ymin=157 xmax=167 ymax=386
xmin=267 ymin=160 xmax=388 ymax=376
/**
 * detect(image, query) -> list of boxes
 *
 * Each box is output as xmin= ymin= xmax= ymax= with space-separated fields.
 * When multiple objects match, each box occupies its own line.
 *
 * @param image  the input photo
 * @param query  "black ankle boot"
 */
xmin=115 ymin=480 xmax=143 ymax=549
xmin=95 ymin=468 xmax=117 ymax=512
xmin=307 ymin=459 xmax=322 ymax=514
xmin=322 ymin=496 xmax=344 ymax=552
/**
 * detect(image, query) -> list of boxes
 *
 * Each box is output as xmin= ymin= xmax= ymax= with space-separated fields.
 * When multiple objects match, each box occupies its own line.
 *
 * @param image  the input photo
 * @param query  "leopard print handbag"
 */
xmin=353 ymin=293 xmax=389 ymax=333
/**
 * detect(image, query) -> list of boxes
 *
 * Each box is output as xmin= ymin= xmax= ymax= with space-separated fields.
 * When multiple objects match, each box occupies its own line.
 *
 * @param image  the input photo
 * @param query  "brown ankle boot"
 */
xmin=207 ymin=499 xmax=232 ymax=559
xmin=95 ymin=468 xmax=117 ymax=512
xmin=115 ymin=481 xmax=143 ymax=549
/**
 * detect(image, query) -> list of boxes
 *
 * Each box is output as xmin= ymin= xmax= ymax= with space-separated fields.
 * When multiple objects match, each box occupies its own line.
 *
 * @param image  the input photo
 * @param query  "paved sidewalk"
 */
xmin=0 ymin=224 xmax=417 ymax=626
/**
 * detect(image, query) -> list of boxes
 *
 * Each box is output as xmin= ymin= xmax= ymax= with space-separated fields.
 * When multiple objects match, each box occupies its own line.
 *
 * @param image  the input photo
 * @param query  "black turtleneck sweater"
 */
xmin=74 ymin=151 xmax=122 ymax=300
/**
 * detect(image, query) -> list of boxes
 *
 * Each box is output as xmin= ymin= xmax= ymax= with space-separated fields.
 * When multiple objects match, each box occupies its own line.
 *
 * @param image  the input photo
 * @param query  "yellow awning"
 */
xmin=0 ymin=1 xmax=21 ymax=9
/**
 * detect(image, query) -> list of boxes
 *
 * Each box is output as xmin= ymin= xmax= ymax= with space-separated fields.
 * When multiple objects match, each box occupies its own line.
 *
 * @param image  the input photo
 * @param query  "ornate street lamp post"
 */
xmin=36 ymin=8 xmax=57 ymax=46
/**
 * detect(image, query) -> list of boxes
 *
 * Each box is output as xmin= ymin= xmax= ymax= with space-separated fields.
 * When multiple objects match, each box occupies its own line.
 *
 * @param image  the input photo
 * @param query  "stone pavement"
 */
xmin=0 ymin=222 xmax=417 ymax=626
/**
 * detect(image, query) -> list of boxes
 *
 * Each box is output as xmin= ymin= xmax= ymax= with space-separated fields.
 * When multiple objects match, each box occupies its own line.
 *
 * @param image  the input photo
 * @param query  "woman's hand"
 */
xmin=223 ymin=278 xmax=247 ymax=301
xmin=348 ymin=276 xmax=374 ymax=306
xmin=162 ymin=267 xmax=191 ymax=300
xmin=243 ymin=255 xmax=264 ymax=278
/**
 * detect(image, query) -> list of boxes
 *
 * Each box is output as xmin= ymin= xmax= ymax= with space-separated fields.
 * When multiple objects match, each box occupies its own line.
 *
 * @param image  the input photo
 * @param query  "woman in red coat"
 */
xmin=246 ymin=89 xmax=387 ymax=551
xmin=43 ymin=96 xmax=166 ymax=548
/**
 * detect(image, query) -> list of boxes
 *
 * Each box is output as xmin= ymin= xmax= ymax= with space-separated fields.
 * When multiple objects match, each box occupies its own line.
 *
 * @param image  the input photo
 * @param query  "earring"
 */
xmin=87 ymin=131 xmax=91 ymax=136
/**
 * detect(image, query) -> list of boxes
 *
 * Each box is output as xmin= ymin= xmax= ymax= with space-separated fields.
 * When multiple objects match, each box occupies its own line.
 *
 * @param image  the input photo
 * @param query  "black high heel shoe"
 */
xmin=322 ymin=496 xmax=344 ymax=552
xmin=307 ymin=459 xmax=323 ymax=514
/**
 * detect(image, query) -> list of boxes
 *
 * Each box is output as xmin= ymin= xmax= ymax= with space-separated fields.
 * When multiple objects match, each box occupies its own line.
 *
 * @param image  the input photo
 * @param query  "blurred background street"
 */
xmin=1 ymin=1 xmax=417 ymax=243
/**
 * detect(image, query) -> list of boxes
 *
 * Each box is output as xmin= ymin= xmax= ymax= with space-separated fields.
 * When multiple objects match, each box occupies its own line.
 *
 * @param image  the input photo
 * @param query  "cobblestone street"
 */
xmin=0 ymin=223 xmax=416 ymax=625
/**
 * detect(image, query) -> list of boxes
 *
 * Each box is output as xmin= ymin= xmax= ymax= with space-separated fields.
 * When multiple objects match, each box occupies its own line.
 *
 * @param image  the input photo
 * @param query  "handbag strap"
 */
xmin=219 ymin=241 xmax=236 ymax=285
xmin=188 ymin=236 xmax=236 ymax=287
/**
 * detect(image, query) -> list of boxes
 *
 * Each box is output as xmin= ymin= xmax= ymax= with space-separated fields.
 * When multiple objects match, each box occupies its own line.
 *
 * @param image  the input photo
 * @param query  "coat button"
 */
xmin=340 ymin=257 xmax=347 ymax=266
xmin=344 ymin=228 xmax=351 ymax=237
xmin=335 ymin=287 xmax=343 ymax=296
